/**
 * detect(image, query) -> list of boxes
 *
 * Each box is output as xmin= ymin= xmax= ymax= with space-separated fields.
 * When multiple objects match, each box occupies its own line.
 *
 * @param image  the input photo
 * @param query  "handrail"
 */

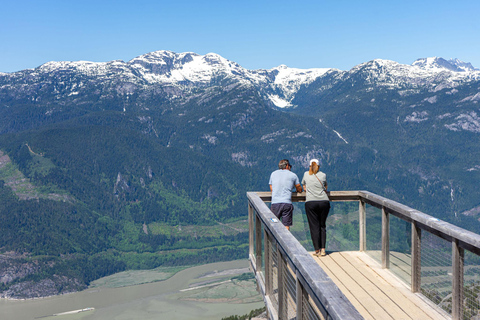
xmin=248 ymin=190 xmax=480 ymax=320
xmin=358 ymin=190 xmax=480 ymax=254
xmin=247 ymin=191 xmax=364 ymax=320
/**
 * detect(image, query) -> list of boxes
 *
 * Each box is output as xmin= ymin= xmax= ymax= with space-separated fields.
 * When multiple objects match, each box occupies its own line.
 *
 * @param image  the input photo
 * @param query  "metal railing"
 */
xmin=247 ymin=190 xmax=480 ymax=320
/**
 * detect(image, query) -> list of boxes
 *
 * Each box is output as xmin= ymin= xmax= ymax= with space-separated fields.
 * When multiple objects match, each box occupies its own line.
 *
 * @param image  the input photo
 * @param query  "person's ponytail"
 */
xmin=309 ymin=162 xmax=319 ymax=175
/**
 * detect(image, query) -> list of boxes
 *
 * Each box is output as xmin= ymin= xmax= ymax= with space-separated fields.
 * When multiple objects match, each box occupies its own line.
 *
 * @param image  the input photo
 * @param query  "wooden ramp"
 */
xmin=312 ymin=251 xmax=450 ymax=320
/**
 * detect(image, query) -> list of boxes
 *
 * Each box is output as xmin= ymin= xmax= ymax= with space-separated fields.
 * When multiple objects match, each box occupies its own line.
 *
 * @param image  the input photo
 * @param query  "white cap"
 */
xmin=309 ymin=159 xmax=319 ymax=166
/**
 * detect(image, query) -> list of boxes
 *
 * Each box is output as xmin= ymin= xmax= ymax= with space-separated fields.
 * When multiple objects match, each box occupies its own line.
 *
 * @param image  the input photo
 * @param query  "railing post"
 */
xmin=359 ymin=200 xmax=366 ymax=251
xmin=296 ymin=270 xmax=304 ymax=320
xmin=382 ymin=207 xmax=390 ymax=269
xmin=264 ymin=229 xmax=272 ymax=297
xmin=452 ymin=239 xmax=464 ymax=320
xmin=248 ymin=202 xmax=254 ymax=260
xmin=255 ymin=213 xmax=262 ymax=275
xmin=277 ymin=248 xmax=286 ymax=320
xmin=411 ymin=221 xmax=421 ymax=292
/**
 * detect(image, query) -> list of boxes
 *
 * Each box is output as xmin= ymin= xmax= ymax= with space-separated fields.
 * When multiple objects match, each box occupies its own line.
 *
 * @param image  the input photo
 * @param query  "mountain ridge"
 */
xmin=2 ymin=50 xmax=478 ymax=110
xmin=1 ymin=49 xmax=480 ymax=298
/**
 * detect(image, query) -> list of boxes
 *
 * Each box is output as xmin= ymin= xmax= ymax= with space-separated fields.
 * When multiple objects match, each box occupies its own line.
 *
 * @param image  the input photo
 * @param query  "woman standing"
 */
xmin=302 ymin=159 xmax=330 ymax=256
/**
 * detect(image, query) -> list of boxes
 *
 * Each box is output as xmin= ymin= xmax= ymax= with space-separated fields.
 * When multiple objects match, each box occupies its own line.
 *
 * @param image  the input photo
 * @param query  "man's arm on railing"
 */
xmin=295 ymin=183 xmax=303 ymax=193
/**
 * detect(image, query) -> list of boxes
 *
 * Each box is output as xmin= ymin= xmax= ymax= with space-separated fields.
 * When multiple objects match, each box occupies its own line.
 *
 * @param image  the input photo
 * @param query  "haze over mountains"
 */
xmin=0 ymin=50 xmax=479 ymax=298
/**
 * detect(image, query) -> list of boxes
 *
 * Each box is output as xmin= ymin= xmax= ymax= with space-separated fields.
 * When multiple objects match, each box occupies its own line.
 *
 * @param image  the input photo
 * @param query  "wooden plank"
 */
xmin=316 ymin=252 xmax=394 ymax=320
xmin=345 ymin=252 xmax=448 ymax=320
xmin=315 ymin=251 xmax=450 ymax=320
xmin=253 ymin=191 xmax=362 ymax=202
xmin=313 ymin=257 xmax=374 ymax=320
xmin=331 ymin=252 xmax=414 ymax=319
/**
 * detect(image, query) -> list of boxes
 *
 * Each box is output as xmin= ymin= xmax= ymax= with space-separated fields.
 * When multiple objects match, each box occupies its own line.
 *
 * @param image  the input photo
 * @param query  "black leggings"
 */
xmin=305 ymin=201 xmax=330 ymax=251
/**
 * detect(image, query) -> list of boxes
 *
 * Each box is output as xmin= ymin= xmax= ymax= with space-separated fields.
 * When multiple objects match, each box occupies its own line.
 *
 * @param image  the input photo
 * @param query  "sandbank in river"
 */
xmin=0 ymin=260 xmax=264 ymax=320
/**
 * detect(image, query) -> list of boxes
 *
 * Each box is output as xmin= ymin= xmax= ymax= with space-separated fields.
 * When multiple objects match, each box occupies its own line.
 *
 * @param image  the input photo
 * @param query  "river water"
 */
xmin=0 ymin=260 xmax=264 ymax=320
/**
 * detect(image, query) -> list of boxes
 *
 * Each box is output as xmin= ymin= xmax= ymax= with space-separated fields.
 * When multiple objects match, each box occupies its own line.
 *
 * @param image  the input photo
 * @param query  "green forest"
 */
xmin=1 ymin=60 xmax=480 ymax=299
xmin=0 ymin=111 xmax=262 ymax=296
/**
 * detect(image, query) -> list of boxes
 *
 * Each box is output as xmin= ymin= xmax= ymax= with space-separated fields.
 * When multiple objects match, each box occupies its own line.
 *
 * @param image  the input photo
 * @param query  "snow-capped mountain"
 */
xmin=326 ymin=58 xmax=480 ymax=96
xmin=291 ymin=56 xmax=480 ymax=133
xmin=128 ymin=51 xmax=251 ymax=85
xmin=412 ymin=57 xmax=478 ymax=72
xmin=1 ymin=50 xmax=478 ymax=110
xmin=1 ymin=51 xmax=480 ymax=143
xmin=126 ymin=50 xmax=332 ymax=108
xmin=2 ymin=50 xmax=333 ymax=109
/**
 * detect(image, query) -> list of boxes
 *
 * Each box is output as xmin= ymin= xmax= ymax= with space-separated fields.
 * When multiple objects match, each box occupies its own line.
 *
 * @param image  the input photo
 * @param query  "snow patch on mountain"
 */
xmin=203 ymin=134 xmax=218 ymax=144
xmin=405 ymin=111 xmax=429 ymax=123
xmin=129 ymin=51 xmax=249 ymax=85
xmin=333 ymin=130 xmax=348 ymax=144
xmin=126 ymin=51 xmax=332 ymax=108
xmin=261 ymin=130 xmax=286 ymax=143
xmin=412 ymin=57 xmax=478 ymax=72
xmin=448 ymin=58 xmax=479 ymax=72
xmin=413 ymin=57 xmax=460 ymax=72
xmin=269 ymin=65 xmax=330 ymax=105
xmin=267 ymin=94 xmax=292 ymax=108
xmin=460 ymin=92 xmax=480 ymax=103
xmin=437 ymin=113 xmax=452 ymax=120
xmin=231 ymin=151 xmax=256 ymax=167
xmin=467 ymin=165 xmax=480 ymax=172
xmin=445 ymin=112 xmax=480 ymax=132
xmin=423 ymin=96 xmax=438 ymax=104
xmin=38 ymin=60 xmax=129 ymax=77
xmin=341 ymin=58 xmax=480 ymax=96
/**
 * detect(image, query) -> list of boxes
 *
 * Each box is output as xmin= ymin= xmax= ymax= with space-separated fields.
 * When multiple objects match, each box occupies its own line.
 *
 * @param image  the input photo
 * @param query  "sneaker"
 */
xmin=320 ymin=249 xmax=326 ymax=256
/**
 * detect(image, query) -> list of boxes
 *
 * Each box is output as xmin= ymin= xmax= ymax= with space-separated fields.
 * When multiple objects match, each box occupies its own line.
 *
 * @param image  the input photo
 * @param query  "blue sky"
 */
xmin=1 ymin=0 xmax=479 ymax=73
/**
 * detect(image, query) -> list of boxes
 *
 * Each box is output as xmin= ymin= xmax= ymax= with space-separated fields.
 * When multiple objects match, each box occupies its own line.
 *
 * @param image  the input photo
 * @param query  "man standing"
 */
xmin=269 ymin=159 xmax=303 ymax=230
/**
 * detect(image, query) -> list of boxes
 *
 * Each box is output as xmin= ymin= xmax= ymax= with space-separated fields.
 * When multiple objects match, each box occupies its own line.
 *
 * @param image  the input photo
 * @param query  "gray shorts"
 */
xmin=270 ymin=203 xmax=294 ymax=226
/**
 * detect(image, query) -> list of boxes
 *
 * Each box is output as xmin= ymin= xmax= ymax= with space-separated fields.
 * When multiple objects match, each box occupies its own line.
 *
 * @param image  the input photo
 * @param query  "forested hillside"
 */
xmin=1 ymin=51 xmax=479 ymax=298
xmin=0 ymin=82 xmax=351 ymax=298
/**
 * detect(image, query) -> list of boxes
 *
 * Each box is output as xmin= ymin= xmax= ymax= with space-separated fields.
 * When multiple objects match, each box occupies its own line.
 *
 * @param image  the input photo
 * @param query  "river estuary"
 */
xmin=0 ymin=260 xmax=264 ymax=320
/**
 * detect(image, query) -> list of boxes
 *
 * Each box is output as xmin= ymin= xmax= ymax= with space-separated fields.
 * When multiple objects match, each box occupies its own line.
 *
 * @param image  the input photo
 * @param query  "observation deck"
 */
xmin=247 ymin=191 xmax=480 ymax=320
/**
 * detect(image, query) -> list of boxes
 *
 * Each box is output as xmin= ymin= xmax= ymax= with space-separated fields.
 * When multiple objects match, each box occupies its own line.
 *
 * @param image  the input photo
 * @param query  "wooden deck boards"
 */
xmin=313 ymin=251 xmax=450 ymax=320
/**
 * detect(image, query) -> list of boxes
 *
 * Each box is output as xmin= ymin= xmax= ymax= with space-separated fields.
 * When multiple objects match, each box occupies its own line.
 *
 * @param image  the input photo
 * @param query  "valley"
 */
xmin=0 ymin=50 xmax=479 ymax=299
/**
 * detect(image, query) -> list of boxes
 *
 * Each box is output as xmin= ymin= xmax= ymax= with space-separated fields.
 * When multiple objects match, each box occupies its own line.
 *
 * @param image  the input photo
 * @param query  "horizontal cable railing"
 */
xmin=248 ymin=190 xmax=480 ymax=320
